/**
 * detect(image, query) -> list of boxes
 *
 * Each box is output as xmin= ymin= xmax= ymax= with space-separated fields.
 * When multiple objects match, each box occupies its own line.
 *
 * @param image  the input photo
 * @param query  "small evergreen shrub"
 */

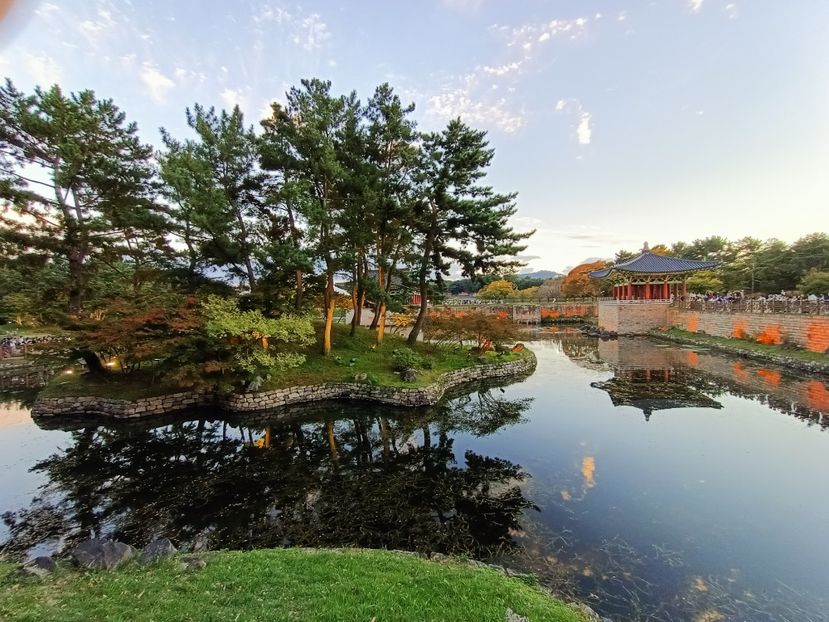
xmin=392 ymin=348 xmax=424 ymax=372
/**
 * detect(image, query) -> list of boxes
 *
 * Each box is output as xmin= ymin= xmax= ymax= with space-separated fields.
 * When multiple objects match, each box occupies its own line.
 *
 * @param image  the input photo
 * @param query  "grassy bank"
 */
xmin=40 ymin=324 xmax=529 ymax=401
xmin=0 ymin=548 xmax=587 ymax=622
xmin=651 ymin=328 xmax=829 ymax=372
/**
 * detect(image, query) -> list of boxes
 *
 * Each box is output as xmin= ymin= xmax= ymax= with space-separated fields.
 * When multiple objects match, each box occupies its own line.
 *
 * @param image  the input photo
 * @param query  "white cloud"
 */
xmin=428 ymin=90 xmax=524 ymax=133
xmin=78 ymin=7 xmax=117 ymax=45
xmin=555 ymin=98 xmax=593 ymax=145
xmin=576 ymin=112 xmax=592 ymax=145
xmin=24 ymin=53 xmax=60 ymax=86
xmin=253 ymin=4 xmax=291 ymax=24
xmin=617 ymin=11 xmax=627 ymax=22
xmin=294 ymin=14 xmax=331 ymax=51
xmin=505 ymin=17 xmax=589 ymax=51
xmin=140 ymin=64 xmax=175 ymax=103
xmin=482 ymin=61 xmax=522 ymax=76
xmin=221 ymin=88 xmax=248 ymax=113
xmin=724 ymin=3 xmax=738 ymax=19
xmin=688 ymin=0 xmax=704 ymax=13
xmin=34 ymin=2 xmax=60 ymax=17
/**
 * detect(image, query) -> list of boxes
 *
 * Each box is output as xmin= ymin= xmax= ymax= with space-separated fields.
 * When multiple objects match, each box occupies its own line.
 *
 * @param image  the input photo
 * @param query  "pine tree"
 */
xmin=159 ymin=104 xmax=264 ymax=291
xmin=0 ymin=80 xmax=164 ymax=315
xmin=407 ymin=119 xmax=532 ymax=344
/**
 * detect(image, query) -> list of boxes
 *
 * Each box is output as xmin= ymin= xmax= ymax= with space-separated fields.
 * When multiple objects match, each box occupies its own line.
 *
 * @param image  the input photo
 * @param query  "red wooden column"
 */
xmin=627 ymin=282 xmax=633 ymax=300
xmin=663 ymin=280 xmax=669 ymax=299
xmin=645 ymin=282 xmax=651 ymax=300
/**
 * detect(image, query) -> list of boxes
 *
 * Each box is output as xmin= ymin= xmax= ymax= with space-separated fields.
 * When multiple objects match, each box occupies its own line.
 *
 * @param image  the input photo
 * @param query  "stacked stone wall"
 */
xmin=32 ymin=355 xmax=536 ymax=420
xmin=668 ymin=309 xmax=829 ymax=354
xmin=598 ymin=302 xmax=670 ymax=335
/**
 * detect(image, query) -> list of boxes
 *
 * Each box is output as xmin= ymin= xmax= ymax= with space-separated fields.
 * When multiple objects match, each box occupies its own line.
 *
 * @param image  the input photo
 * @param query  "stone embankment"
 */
xmin=31 ymin=354 xmax=536 ymax=419
xmin=649 ymin=331 xmax=829 ymax=377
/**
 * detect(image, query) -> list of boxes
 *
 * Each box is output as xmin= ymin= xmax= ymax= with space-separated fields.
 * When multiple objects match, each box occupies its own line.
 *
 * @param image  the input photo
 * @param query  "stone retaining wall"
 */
xmin=668 ymin=308 xmax=829 ymax=354
xmin=32 ymin=355 xmax=536 ymax=420
xmin=598 ymin=301 xmax=671 ymax=335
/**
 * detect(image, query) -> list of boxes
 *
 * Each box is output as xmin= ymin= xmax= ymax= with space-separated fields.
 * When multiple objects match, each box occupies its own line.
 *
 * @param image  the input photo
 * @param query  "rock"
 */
xmin=22 ymin=556 xmax=57 ymax=578
xmin=505 ymin=608 xmax=529 ymax=622
xmin=72 ymin=538 xmax=136 ymax=570
xmin=401 ymin=368 xmax=418 ymax=382
xmin=353 ymin=372 xmax=368 ymax=382
xmin=140 ymin=537 xmax=176 ymax=564
xmin=179 ymin=555 xmax=206 ymax=571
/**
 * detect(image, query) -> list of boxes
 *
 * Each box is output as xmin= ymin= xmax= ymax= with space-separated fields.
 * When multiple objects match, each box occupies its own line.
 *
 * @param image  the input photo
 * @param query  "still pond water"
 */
xmin=1 ymin=333 xmax=828 ymax=621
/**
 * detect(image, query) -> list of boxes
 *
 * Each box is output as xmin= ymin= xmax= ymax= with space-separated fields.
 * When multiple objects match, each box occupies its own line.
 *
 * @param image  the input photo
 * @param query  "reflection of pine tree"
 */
xmin=4 ymin=394 xmax=536 ymax=559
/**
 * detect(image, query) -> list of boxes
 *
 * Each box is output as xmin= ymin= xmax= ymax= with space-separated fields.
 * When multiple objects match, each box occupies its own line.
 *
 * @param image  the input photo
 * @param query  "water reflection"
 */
xmin=2 ymin=388 xmax=535 ymax=561
xmin=587 ymin=335 xmax=828 ymax=428
xmin=2 ymin=334 xmax=829 ymax=622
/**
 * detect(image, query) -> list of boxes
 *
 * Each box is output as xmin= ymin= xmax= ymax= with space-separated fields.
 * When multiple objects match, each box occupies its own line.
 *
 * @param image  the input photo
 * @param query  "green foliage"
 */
xmin=201 ymin=295 xmax=314 ymax=378
xmin=159 ymin=104 xmax=264 ymax=290
xmin=0 ymin=80 xmax=167 ymax=314
xmin=0 ymin=293 xmax=37 ymax=326
xmin=685 ymin=270 xmax=725 ymax=294
xmin=798 ymin=269 xmax=829 ymax=295
xmin=391 ymin=347 xmax=425 ymax=372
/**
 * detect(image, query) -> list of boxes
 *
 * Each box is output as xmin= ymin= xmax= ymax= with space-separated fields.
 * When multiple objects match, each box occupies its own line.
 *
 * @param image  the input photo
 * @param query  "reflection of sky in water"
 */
xmin=1 ymin=335 xmax=828 ymax=621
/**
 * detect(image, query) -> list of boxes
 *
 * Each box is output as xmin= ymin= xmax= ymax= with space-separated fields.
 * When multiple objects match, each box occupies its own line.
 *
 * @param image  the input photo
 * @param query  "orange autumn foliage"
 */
xmin=561 ymin=261 xmax=607 ymax=297
xmin=755 ymin=325 xmax=783 ymax=345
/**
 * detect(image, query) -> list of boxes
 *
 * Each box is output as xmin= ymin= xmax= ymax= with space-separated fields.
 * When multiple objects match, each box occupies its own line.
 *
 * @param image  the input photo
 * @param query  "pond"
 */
xmin=1 ymin=333 xmax=828 ymax=621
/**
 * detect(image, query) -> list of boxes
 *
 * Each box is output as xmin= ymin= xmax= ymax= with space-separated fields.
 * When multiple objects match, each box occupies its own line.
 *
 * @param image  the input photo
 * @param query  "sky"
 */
xmin=1 ymin=0 xmax=827 ymax=274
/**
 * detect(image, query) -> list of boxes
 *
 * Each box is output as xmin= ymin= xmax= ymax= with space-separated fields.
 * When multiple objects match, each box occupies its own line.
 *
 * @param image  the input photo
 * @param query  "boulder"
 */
xmin=401 ymin=368 xmax=418 ymax=382
xmin=505 ymin=609 xmax=529 ymax=622
xmin=22 ymin=556 xmax=57 ymax=578
xmin=140 ymin=537 xmax=177 ymax=564
xmin=180 ymin=555 xmax=207 ymax=571
xmin=72 ymin=538 xmax=136 ymax=570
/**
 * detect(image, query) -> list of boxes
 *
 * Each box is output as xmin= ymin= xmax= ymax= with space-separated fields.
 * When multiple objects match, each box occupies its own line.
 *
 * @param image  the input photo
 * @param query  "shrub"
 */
xmin=424 ymin=309 xmax=520 ymax=352
xmin=392 ymin=348 xmax=424 ymax=372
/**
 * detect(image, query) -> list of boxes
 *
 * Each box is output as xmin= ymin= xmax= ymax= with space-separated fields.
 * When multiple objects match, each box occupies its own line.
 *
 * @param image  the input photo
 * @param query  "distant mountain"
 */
xmin=517 ymin=269 xmax=562 ymax=280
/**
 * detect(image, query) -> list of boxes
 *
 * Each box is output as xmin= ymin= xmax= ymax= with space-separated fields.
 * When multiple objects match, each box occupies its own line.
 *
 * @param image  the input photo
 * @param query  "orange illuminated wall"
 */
xmin=667 ymin=309 xmax=829 ymax=354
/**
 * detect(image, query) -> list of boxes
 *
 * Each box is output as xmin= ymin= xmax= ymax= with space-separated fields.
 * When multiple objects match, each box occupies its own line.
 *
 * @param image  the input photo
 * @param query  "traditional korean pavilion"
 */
xmin=589 ymin=243 xmax=719 ymax=300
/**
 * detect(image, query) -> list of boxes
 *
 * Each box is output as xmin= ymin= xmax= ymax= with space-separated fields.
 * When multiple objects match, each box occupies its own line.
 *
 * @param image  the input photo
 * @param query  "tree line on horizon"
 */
xmin=446 ymin=234 xmax=829 ymax=299
xmin=0 ymin=77 xmax=531 ymax=354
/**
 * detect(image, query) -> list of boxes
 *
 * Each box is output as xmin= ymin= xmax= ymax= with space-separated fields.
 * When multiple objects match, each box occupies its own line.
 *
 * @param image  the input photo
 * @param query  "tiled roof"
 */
xmin=589 ymin=253 xmax=719 ymax=279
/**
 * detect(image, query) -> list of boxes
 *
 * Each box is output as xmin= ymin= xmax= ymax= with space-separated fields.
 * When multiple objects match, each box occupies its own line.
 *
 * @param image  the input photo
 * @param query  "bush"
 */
xmin=424 ymin=310 xmax=520 ymax=352
xmin=391 ymin=348 xmax=424 ymax=372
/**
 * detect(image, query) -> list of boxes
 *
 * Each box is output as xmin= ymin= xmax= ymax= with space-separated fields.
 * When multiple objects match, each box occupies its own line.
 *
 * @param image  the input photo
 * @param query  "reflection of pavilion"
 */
xmin=590 ymin=371 xmax=723 ymax=421
xmin=591 ymin=338 xmax=723 ymax=420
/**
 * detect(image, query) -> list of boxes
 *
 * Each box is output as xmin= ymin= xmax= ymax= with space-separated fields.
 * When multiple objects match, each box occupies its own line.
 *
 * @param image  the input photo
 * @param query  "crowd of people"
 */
xmin=0 ymin=335 xmax=53 ymax=359
xmin=687 ymin=291 xmax=829 ymax=303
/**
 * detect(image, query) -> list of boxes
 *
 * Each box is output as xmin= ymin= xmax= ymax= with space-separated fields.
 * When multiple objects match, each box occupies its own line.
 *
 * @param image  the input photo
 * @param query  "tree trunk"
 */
xmin=407 ymin=278 xmax=429 ymax=345
xmin=294 ymin=270 xmax=304 ymax=310
xmin=76 ymin=349 xmax=106 ymax=375
xmin=408 ymin=222 xmax=436 ymax=345
xmin=322 ymin=272 xmax=335 ymax=355
xmin=68 ymin=249 xmax=84 ymax=316
xmin=376 ymin=303 xmax=387 ymax=345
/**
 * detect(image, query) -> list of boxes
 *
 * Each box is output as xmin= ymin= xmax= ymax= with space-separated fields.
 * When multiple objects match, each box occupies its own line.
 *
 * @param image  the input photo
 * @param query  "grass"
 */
xmin=0 ymin=548 xmax=586 ymax=622
xmin=39 ymin=324 xmax=528 ymax=400
xmin=652 ymin=328 xmax=829 ymax=364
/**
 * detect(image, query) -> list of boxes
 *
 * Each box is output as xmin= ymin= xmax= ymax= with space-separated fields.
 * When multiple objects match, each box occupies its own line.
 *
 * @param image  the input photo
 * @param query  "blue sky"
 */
xmin=1 ymin=0 xmax=827 ymax=273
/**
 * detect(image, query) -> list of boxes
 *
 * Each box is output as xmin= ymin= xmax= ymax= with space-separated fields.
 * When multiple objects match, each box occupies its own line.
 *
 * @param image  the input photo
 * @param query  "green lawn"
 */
xmin=39 ymin=324 xmax=528 ymax=400
xmin=0 ymin=548 xmax=586 ymax=622
xmin=653 ymin=328 xmax=829 ymax=364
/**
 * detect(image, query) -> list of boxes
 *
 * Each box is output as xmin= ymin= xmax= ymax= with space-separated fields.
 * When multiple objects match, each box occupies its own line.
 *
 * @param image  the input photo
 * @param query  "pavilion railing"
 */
xmin=671 ymin=299 xmax=829 ymax=315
